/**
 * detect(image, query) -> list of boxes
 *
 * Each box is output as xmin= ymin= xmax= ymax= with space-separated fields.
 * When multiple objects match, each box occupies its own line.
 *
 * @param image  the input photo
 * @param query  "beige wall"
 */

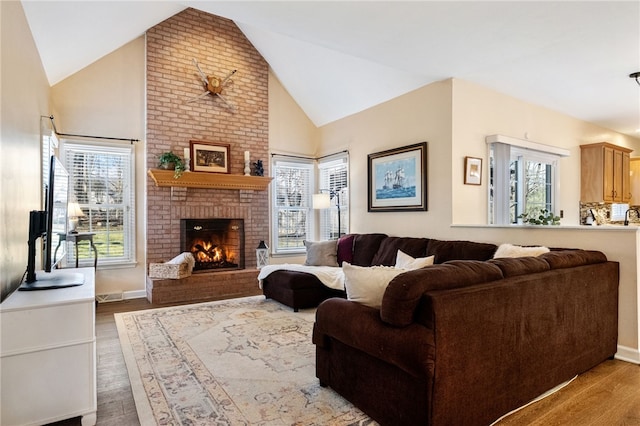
xmin=0 ymin=2 xmax=52 ymax=301
xmin=268 ymin=72 xmax=319 ymax=157
xmin=319 ymin=80 xmax=454 ymax=237
xmin=267 ymin=71 xmax=319 ymax=265
xmin=447 ymin=79 xmax=640 ymax=355
xmin=450 ymin=78 xmax=640 ymax=225
xmin=51 ymin=36 xmax=147 ymax=297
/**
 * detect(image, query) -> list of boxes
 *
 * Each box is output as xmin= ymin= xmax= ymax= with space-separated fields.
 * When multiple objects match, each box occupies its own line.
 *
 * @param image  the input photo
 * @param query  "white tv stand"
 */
xmin=1 ymin=268 xmax=96 ymax=426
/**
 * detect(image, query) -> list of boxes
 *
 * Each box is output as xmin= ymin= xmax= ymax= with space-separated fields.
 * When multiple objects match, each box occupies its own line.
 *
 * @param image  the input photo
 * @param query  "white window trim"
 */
xmin=487 ymin=135 xmax=567 ymax=225
xmin=318 ymin=152 xmax=349 ymax=240
xmin=61 ymin=141 xmax=136 ymax=266
xmin=271 ymin=155 xmax=315 ymax=255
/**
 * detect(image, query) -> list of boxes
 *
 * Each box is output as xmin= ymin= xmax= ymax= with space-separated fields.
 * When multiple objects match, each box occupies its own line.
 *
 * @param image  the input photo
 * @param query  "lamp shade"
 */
xmin=67 ymin=202 xmax=84 ymax=233
xmin=68 ymin=202 xmax=85 ymax=218
xmin=312 ymin=193 xmax=331 ymax=209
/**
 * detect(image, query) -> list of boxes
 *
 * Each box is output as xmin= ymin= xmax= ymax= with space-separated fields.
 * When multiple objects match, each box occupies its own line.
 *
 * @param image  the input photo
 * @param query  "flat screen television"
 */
xmin=20 ymin=155 xmax=84 ymax=290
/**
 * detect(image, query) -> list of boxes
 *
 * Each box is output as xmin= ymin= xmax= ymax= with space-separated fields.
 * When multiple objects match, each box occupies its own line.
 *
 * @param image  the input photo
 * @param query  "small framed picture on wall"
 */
xmin=464 ymin=156 xmax=482 ymax=185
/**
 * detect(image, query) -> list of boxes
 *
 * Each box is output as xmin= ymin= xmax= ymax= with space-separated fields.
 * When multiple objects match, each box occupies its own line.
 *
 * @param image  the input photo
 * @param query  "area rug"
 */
xmin=115 ymin=296 xmax=376 ymax=425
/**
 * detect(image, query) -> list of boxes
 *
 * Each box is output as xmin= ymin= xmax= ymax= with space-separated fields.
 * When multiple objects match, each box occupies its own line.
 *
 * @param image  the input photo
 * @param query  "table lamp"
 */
xmin=68 ymin=202 xmax=85 ymax=234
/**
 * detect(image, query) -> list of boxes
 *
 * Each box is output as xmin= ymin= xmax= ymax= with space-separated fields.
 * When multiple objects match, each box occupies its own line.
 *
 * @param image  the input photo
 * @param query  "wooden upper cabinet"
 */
xmin=630 ymin=158 xmax=640 ymax=203
xmin=580 ymin=142 xmax=632 ymax=203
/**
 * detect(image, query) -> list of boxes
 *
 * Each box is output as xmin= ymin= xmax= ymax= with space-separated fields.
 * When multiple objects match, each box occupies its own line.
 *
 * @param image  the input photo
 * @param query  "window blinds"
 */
xmin=63 ymin=142 xmax=135 ymax=266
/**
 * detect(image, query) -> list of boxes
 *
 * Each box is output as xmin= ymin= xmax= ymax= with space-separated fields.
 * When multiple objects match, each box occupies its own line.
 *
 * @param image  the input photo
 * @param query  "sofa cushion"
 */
xmin=488 ymin=257 xmax=550 ymax=277
xmin=493 ymin=243 xmax=550 ymax=258
xmin=380 ymin=260 xmax=504 ymax=327
xmin=336 ymin=234 xmax=355 ymax=266
xmin=426 ymin=239 xmax=497 ymax=263
xmin=352 ymin=233 xmax=388 ymax=266
xmin=343 ymin=262 xmax=406 ymax=309
xmin=395 ymin=250 xmax=435 ymax=270
xmin=539 ymin=249 xmax=607 ymax=269
xmin=304 ymin=240 xmax=338 ymax=267
xmin=370 ymin=237 xmax=430 ymax=266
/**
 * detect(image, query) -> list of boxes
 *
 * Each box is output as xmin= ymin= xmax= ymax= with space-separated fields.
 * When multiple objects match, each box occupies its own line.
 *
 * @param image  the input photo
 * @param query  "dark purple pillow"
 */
xmin=337 ymin=234 xmax=355 ymax=266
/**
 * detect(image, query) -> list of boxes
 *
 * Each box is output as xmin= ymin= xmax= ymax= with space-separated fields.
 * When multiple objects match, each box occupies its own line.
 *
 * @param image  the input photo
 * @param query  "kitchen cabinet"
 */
xmin=580 ymin=142 xmax=632 ymax=203
xmin=630 ymin=158 xmax=640 ymax=204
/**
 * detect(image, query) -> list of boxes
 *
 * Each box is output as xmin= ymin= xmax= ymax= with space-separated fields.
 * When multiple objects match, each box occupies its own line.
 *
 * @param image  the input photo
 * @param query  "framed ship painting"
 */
xmin=368 ymin=142 xmax=428 ymax=212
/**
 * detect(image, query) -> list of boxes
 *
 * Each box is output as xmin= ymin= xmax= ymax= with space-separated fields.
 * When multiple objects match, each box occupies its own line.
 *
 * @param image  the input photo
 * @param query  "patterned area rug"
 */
xmin=115 ymin=296 xmax=376 ymax=425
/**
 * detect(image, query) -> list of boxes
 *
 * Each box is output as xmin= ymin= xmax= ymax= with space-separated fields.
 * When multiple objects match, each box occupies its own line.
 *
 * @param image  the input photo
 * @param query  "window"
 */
xmin=318 ymin=153 xmax=349 ymax=240
xmin=62 ymin=142 xmax=135 ymax=266
xmin=272 ymin=156 xmax=314 ymax=254
xmin=488 ymin=136 xmax=568 ymax=225
xmin=41 ymin=128 xmax=58 ymax=207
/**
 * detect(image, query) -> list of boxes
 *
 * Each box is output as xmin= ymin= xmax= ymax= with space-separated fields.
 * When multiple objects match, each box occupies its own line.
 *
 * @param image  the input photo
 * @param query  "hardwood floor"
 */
xmin=50 ymin=297 xmax=640 ymax=426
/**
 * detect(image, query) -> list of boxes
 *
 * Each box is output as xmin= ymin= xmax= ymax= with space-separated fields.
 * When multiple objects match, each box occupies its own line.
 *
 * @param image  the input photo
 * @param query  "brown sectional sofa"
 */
xmin=261 ymin=233 xmax=498 ymax=311
xmin=261 ymin=234 xmax=619 ymax=425
xmin=312 ymin=237 xmax=619 ymax=426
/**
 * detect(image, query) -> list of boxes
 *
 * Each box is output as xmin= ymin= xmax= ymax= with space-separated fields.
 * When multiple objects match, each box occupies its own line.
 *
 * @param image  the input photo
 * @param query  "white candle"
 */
xmin=244 ymin=151 xmax=250 ymax=161
xmin=184 ymin=148 xmax=190 ymax=159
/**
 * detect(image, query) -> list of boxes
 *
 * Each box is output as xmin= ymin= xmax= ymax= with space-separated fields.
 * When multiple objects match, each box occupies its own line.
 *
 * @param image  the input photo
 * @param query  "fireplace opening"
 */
xmin=180 ymin=218 xmax=245 ymax=272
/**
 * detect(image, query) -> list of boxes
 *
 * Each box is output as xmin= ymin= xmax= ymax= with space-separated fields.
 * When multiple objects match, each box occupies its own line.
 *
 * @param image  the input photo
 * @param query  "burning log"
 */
xmin=194 ymin=243 xmax=219 ymax=259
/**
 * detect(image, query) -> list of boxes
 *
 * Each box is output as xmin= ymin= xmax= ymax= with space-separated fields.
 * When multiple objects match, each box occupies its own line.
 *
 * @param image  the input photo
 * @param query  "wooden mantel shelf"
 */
xmin=147 ymin=169 xmax=273 ymax=190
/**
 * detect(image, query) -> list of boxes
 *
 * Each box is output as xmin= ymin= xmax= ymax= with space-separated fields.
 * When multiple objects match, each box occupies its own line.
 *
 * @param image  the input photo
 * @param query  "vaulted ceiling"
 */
xmin=21 ymin=1 xmax=640 ymax=136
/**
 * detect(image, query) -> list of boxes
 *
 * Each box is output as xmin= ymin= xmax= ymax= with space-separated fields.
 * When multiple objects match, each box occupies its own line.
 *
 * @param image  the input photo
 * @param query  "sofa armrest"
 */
xmin=424 ymin=261 xmax=618 ymax=426
xmin=313 ymin=298 xmax=435 ymax=377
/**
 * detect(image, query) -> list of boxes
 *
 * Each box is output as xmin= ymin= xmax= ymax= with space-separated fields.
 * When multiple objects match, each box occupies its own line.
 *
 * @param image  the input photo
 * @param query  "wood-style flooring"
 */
xmin=49 ymin=297 xmax=640 ymax=426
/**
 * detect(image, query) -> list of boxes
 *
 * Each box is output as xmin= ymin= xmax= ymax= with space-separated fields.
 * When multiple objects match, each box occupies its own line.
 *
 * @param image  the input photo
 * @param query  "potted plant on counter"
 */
xmin=518 ymin=209 xmax=561 ymax=225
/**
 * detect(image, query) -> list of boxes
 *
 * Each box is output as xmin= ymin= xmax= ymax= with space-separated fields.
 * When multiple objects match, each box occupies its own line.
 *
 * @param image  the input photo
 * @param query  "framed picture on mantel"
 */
xmin=190 ymin=140 xmax=230 ymax=174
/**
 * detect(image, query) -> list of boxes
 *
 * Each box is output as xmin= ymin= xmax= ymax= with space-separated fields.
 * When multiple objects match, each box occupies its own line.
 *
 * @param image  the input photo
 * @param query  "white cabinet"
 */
xmin=1 ymin=268 xmax=96 ymax=426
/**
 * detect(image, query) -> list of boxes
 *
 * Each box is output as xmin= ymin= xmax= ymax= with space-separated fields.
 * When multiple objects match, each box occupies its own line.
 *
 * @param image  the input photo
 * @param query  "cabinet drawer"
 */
xmin=1 ymin=301 xmax=95 ymax=356
xmin=0 ymin=342 xmax=96 ymax=425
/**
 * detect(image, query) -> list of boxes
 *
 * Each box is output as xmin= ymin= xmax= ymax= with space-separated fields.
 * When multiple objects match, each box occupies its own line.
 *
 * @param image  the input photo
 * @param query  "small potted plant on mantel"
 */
xmin=158 ymin=152 xmax=186 ymax=179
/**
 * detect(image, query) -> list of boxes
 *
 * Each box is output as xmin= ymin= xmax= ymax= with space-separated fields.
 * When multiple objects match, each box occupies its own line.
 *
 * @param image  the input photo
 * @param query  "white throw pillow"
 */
xmin=342 ymin=262 xmax=405 ymax=309
xmin=493 ymin=243 xmax=550 ymax=258
xmin=395 ymin=250 xmax=435 ymax=270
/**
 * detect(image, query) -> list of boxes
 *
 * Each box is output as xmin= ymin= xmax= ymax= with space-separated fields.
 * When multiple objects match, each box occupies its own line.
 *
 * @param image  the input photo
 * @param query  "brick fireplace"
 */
xmin=145 ymin=9 xmax=269 ymax=304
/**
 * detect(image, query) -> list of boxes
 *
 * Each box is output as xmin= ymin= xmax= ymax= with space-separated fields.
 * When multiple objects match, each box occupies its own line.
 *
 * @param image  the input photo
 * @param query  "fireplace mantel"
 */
xmin=148 ymin=169 xmax=273 ymax=190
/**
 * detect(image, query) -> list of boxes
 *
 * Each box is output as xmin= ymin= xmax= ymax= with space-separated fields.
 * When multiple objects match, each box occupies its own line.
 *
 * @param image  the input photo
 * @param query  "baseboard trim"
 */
xmin=615 ymin=345 xmax=640 ymax=364
xmin=124 ymin=290 xmax=147 ymax=300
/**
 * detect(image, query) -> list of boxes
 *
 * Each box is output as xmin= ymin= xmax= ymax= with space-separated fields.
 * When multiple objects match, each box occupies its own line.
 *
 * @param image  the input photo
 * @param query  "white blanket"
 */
xmin=257 ymin=264 xmax=345 ymax=291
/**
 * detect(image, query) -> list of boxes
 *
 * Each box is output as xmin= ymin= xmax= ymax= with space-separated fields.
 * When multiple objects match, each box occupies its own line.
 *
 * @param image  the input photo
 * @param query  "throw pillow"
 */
xmin=493 ymin=243 xmax=550 ymax=259
xmin=342 ymin=262 xmax=405 ymax=309
xmin=304 ymin=240 xmax=339 ymax=266
xmin=336 ymin=234 xmax=355 ymax=266
xmin=395 ymin=250 xmax=434 ymax=270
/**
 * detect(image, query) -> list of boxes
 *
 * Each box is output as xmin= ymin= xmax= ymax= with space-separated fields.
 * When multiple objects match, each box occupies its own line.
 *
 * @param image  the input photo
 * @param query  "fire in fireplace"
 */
xmin=180 ymin=218 xmax=245 ymax=272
